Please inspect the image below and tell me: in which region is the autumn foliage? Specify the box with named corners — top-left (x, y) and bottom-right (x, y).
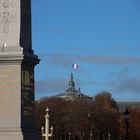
top-left (119, 108), bottom-right (140, 140)
top-left (35, 92), bottom-right (140, 140)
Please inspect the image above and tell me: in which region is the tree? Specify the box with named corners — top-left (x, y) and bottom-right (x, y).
top-left (93, 91), bottom-right (119, 140)
top-left (35, 92), bottom-right (119, 140)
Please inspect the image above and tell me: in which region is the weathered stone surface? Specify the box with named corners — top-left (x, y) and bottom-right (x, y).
top-left (0, 65), bottom-right (20, 128)
top-left (0, 0), bottom-right (32, 53)
top-left (0, 56), bottom-right (40, 140)
top-left (0, 0), bottom-right (41, 139)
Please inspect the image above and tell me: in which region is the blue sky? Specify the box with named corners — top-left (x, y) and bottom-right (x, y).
top-left (32, 0), bottom-right (140, 101)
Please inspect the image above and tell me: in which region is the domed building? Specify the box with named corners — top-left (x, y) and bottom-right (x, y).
top-left (55, 73), bottom-right (92, 100)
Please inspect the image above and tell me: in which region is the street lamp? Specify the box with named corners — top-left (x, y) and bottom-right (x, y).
top-left (124, 108), bottom-right (130, 140)
top-left (108, 131), bottom-right (111, 140)
top-left (41, 107), bottom-right (53, 140)
top-left (90, 131), bottom-right (93, 140)
top-left (88, 113), bottom-right (93, 140)
top-left (68, 132), bottom-right (71, 140)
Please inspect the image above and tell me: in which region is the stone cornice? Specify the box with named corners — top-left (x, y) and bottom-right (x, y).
top-left (0, 52), bottom-right (40, 65)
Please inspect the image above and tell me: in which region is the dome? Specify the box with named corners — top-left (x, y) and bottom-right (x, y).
top-left (67, 73), bottom-right (75, 92)
top-left (54, 73), bottom-right (92, 100)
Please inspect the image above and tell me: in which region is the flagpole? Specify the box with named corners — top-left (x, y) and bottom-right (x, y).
top-left (71, 63), bottom-right (80, 91)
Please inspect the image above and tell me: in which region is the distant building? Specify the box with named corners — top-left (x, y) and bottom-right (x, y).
top-left (117, 101), bottom-right (140, 112)
top-left (44, 73), bottom-right (140, 111)
top-left (55, 73), bottom-right (92, 100)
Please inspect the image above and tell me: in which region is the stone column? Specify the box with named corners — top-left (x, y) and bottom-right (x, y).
top-left (0, 0), bottom-right (41, 139)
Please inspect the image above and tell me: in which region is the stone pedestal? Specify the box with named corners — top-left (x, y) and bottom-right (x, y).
top-left (0, 52), bottom-right (41, 140)
top-left (0, 0), bottom-right (42, 139)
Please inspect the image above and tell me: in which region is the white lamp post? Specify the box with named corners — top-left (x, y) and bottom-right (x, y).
top-left (108, 131), bottom-right (111, 140)
top-left (41, 107), bottom-right (53, 140)
top-left (90, 131), bottom-right (93, 140)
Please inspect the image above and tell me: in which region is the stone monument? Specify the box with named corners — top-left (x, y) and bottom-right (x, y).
top-left (0, 0), bottom-right (41, 140)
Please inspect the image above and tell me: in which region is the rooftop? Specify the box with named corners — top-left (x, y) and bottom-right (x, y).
top-left (54, 73), bottom-right (92, 100)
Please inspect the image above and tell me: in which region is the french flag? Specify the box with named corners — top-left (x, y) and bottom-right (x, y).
top-left (72, 64), bottom-right (78, 69)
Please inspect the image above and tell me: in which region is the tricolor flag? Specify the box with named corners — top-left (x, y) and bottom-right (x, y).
top-left (72, 64), bottom-right (78, 70)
